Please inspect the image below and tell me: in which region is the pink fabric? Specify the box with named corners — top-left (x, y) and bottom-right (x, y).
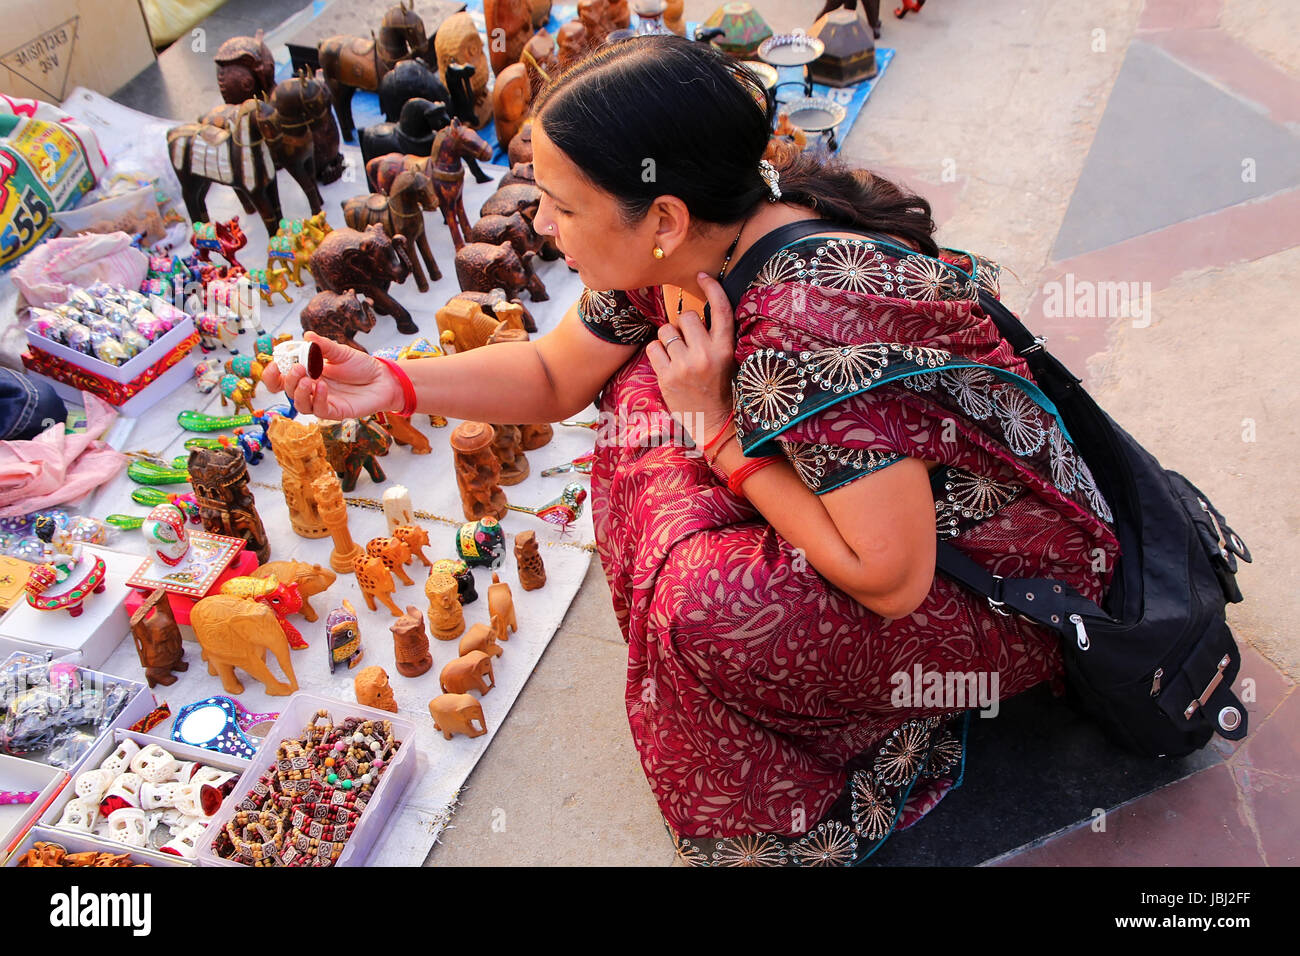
top-left (10, 232), bottom-right (148, 309)
top-left (0, 392), bottom-right (125, 516)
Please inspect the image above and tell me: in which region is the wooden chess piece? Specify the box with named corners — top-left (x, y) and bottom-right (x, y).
top-left (514, 530), bottom-right (547, 590)
top-left (488, 572), bottom-right (517, 641)
top-left (313, 471), bottom-right (363, 574)
top-left (391, 604), bottom-right (433, 677)
top-left (450, 422), bottom-right (509, 520)
top-left (187, 446), bottom-right (271, 564)
top-left (490, 423), bottom-right (530, 485)
top-left (425, 571), bottom-right (466, 640)
top-left (128, 589), bottom-right (188, 688)
top-left (355, 666), bottom-right (398, 712)
top-left (268, 417), bottom-right (333, 538)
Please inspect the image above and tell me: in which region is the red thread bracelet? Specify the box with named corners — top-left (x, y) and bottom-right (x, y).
top-left (726, 455), bottom-right (783, 497)
top-left (701, 409), bottom-right (737, 454)
top-left (375, 358), bottom-right (417, 417)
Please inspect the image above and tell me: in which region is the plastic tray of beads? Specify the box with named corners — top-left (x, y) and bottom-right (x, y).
top-left (196, 693), bottom-right (415, 868)
top-left (37, 729), bottom-right (249, 864)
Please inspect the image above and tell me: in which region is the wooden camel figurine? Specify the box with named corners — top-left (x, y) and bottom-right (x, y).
top-left (342, 169), bottom-right (441, 292)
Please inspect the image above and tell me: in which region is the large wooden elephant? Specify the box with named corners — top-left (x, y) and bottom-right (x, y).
top-left (191, 595), bottom-right (299, 696)
top-left (429, 693), bottom-right (487, 739)
top-left (310, 223), bottom-right (416, 334)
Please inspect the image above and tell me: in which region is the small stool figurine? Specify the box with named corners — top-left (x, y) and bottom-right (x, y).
top-left (425, 571), bottom-right (465, 641)
top-left (325, 599), bottom-right (364, 672)
top-left (391, 605), bottom-right (433, 677)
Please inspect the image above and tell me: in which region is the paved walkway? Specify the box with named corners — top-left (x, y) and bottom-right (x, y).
top-left (422, 0), bottom-right (1300, 865)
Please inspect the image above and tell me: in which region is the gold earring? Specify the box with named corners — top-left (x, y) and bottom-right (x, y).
top-left (652, 246), bottom-right (665, 259)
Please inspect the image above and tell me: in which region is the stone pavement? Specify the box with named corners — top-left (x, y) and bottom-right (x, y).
top-left (420, 0), bottom-right (1300, 866)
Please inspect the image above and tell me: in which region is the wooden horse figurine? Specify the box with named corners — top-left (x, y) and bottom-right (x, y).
top-left (318, 1), bottom-right (429, 142)
top-left (201, 97), bottom-right (324, 219)
top-left (169, 99), bottom-right (282, 237)
top-left (342, 169), bottom-right (441, 292)
top-left (429, 118), bottom-right (493, 251)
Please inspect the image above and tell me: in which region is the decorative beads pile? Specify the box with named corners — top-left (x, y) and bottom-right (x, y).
top-left (213, 710), bottom-right (400, 867)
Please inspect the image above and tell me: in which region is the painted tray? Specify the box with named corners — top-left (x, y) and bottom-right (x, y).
top-left (125, 531), bottom-right (245, 597)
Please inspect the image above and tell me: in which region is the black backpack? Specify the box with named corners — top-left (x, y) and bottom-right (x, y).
top-left (722, 220), bottom-right (1252, 758)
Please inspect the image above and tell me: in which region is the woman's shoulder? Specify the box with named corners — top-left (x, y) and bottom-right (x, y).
top-left (746, 229), bottom-right (1004, 301)
top-left (576, 284), bottom-right (666, 345)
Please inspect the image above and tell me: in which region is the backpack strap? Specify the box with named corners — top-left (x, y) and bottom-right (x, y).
top-left (722, 218), bottom-right (852, 310)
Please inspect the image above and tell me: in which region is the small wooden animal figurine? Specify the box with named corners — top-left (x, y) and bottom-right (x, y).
top-left (454, 241), bottom-right (548, 303)
top-left (129, 588), bottom-right (188, 688)
top-left (391, 605), bottom-right (432, 677)
top-left (325, 599), bottom-right (364, 672)
top-left (250, 561), bottom-right (336, 622)
top-left (214, 32), bottom-right (275, 104)
top-left (192, 218), bottom-right (248, 270)
top-left (458, 622), bottom-right (501, 660)
top-left (378, 58), bottom-right (450, 124)
top-left (427, 118), bottom-right (493, 250)
top-left (382, 485), bottom-right (414, 534)
top-left (353, 552), bottom-right (403, 617)
top-left (219, 374), bottom-right (257, 416)
top-left (313, 472), bottom-right (363, 574)
top-left (454, 516), bottom-right (506, 568)
top-left (450, 422), bottom-right (508, 521)
top-left (310, 223), bottom-right (416, 335)
top-left (366, 535), bottom-right (415, 587)
top-left (485, 0), bottom-right (533, 75)
top-left (429, 693), bottom-right (486, 739)
top-left (191, 594), bottom-right (299, 696)
top-left (440, 650), bottom-right (495, 696)
top-left (514, 530), bottom-right (546, 590)
top-left (196, 312), bottom-right (241, 353)
top-left (320, 416), bottom-right (392, 492)
top-left (375, 411), bottom-right (431, 454)
top-left (487, 572), bottom-right (517, 642)
top-left (358, 98), bottom-right (449, 170)
top-left (220, 576), bottom-right (308, 649)
top-left (391, 524), bottom-right (431, 567)
top-left (342, 169), bottom-right (442, 292)
top-left (519, 422), bottom-right (553, 450)
top-left (355, 665), bottom-right (397, 712)
top-left (299, 290), bottom-right (376, 351)
top-left (425, 571), bottom-right (464, 640)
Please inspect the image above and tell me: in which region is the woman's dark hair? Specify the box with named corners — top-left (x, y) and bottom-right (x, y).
top-left (531, 34), bottom-right (938, 257)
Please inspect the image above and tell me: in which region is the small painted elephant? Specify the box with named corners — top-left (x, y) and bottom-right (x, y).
top-left (250, 560), bottom-right (337, 622)
top-left (320, 416), bottom-right (392, 492)
top-left (453, 240), bottom-right (547, 303)
top-left (429, 693), bottom-right (486, 740)
top-left (299, 289), bottom-right (376, 351)
top-left (440, 649), bottom-right (495, 696)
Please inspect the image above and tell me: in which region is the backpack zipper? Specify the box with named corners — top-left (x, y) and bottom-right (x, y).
top-left (1149, 667), bottom-right (1163, 697)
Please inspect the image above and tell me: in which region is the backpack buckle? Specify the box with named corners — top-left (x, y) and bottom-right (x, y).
top-left (986, 574), bottom-right (1010, 616)
top-left (1021, 335), bottom-right (1047, 356)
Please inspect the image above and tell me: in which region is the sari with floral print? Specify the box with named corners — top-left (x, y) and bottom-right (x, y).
top-left (578, 229), bottom-right (1120, 866)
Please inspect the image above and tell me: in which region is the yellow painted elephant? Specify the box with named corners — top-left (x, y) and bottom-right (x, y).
top-left (191, 595), bottom-right (299, 696)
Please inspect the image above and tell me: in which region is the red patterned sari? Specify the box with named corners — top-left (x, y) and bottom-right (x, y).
top-left (578, 229), bottom-right (1119, 866)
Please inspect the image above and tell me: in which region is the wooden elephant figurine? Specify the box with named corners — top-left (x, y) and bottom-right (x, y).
top-left (300, 290), bottom-right (376, 351)
top-left (469, 211), bottom-right (550, 264)
top-left (366, 535), bottom-right (414, 586)
top-left (429, 693), bottom-right (486, 739)
top-left (487, 572), bottom-right (517, 642)
top-left (343, 169), bottom-right (442, 292)
top-left (454, 240), bottom-right (547, 303)
top-left (310, 223), bottom-right (416, 334)
top-left (250, 560), bottom-right (337, 622)
top-left (320, 416), bottom-right (392, 492)
top-left (378, 58), bottom-right (450, 124)
top-left (458, 622), bottom-right (501, 660)
top-left (391, 523), bottom-right (431, 566)
top-left (191, 595), bottom-right (299, 696)
top-left (354, 553), bottom-right (402, 617)
top-left (440, 649), bottom-right (495, 695)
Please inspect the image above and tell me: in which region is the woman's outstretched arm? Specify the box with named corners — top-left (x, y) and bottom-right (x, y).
top-left (260, 300), bottom-right (639, 423)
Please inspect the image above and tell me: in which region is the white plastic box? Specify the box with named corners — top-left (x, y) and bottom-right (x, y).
top-left (38, 728), bottom-right (249, 864)
top-left (198, 692), bottom-right (415, 868)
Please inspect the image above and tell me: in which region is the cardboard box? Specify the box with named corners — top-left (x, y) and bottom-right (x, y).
top-left (0, 0), bottom-right (156, 104)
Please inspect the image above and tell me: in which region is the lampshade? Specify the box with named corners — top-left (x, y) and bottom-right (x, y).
top-left (809, 7), bottom-right (878, 87)
top-left (702, 2), bottom-right (773, 58)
